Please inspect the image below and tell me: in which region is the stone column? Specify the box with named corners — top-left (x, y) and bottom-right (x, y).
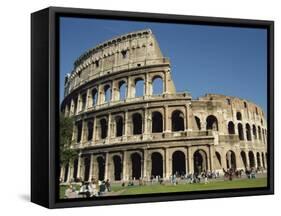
top-left (188, 147), bottom-right (193, 174)
top-left (107, 154), bottom-right (113, 181)
top-left (164, 70), bottom-right (168, 94)
top-left (81, 120), bottom-right (86, 145)
top-left (145, 73), bottom-right (150, 96)
top-left (124, 110), bottom-right (128, 137)
top-left (126, 77), bottom-right (130, 99)
top-left (92, 155), bottom-right (98, 179)
top-left (185, 147), bottom-right (189, 174)
top-left (209, 146), bottom-right (215, 171)
top-left (111, 80), bottom-right (118, 101)
top-left (60, 165), bottom-right (65, 181)
top-left (164, 106), bottom-right (169, 132)
top-left (77, 154), bottom-right (83, 180)
top-left (235, 149), bottom-right (243, 169)
top-left (107, 114), bottom-right (112, 143)
top-left (185, 105), bottom-right (189, 131)
top-left (165, 148), bottom-right (170, 179)
top-left (88, 154), bottom-right (94, 181)
top-left (104, 152), bottom-right (109, 180)
top-left (71, 123), bottom-right (76, 145)
top-left (97, 85), bottom-right (103, 105)
top-left (69, 99), bottom-right (74, 116)
top-left (67, 163), bottom-right (74, 183)
top-left (86, 88), bottom-right (91, 109)
top-left (77, 94), bottom-right (82, 114)
top-left (143, 149), bottom-right (148, 179)
top-left (144, 109), bottom-right (148, 135)
top-left (122, 151), bottom-right (128, 181)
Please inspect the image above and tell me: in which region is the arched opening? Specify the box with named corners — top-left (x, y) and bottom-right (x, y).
top-left (226, 150), bottom-right (236, 170)
top-left (152, 111), bottom-right (163, 133)
top-left (215, 151), bottom-right (222, 167)
top-left (91, 88), bottom-right (98, 106)
top-left (113, 155), bottom-right (122, 181)
top-left (76, 121), bottom-right (82, 142)
top-left (258, 126), bottom-right (261, 140)
top-left (262, 153), bottom-right (265, 168)
top-left (100, 118), bottom-right (108, 139)
top-left (252, 125), bottom-right (257, 139)
top-left (132, 113), bottom-right (142, 135)
top-left (84, 156), bottom-right (90, 181)
top-left (228, 121), bottom-right (235, 134)
top-left (248, 151), bottom-right (255, 168)
top-left (87, 121), bottom-right (94, 141)
top-left (118, 80), bottom-right (126, 101)
top-left (103, 85), bottom-right (111, 103)
top-left (236, 112), bottom-right (242, 120)
top-left (195, 116), bottom-right (201, 130)
top-left (246, 123), bottom-right (252, 141)
top-left (97, 156), bottom-right (105, 181)
top-left (172, 151), bottom-right (186, 176)
top-left (206, 115), bottom-right (218, 131)
top-left (131, 153), bottom-right (141, 180)
top-left (171, 110), bottom-right (184, 131)
top-left (135, 78), bottom-right (144, 97)
top-left (151, 152), bottom-right (163, 178)
top-left (241, 151), bottom-right (247, 169)
top-left (193, 150), bottom-right (207, 174)
top-left (64, 163), bottom-right (69, 182)
top-left (238, 123), bottom-right (244, 140)
top-left (115, 116), bottom-right (123, 137)
top-left (256, 152), bottom-right (261, 168)
top-left (73, 158), bottom-right (78, 181)
top-left (152, 76), bottom-right (163, 95)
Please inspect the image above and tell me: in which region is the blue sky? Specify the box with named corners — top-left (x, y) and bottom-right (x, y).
top-left (60, 17), bottom-right (267, 113)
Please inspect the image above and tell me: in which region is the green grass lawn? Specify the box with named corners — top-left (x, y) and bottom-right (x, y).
top-left (116, 178), bottom-right (267, 195)
top-left (60, 177), bottom-right (267, 198)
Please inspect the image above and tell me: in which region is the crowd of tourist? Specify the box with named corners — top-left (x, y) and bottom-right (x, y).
top-left (63, 167), bottom-right (264, 198)
top-left (64, 178), bottom-right (111, 199)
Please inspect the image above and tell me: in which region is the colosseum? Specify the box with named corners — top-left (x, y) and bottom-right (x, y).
top-left (60, 29), bottom-right (268, 183)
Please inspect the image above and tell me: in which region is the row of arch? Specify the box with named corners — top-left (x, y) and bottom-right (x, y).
top-left (236, 111), bottom-right (264, 126)
top-left (64, 75), bottom-right (164, 116)
top-left (75, 110), bottom-right (187, 142)
top-left (227, 121), bottom-right (267, 143)
top-left (62, 149), bottom-right (209, 182)
top-left (216, 150), bottom-right (267, 170)
top-left (194, 114), bottom-right (266, 143)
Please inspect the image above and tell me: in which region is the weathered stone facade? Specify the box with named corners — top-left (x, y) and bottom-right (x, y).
top-left (60, 29), bottom-right (267, 183)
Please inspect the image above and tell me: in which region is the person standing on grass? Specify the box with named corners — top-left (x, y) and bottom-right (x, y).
top-left (204, 171), bottom-right (209, 184)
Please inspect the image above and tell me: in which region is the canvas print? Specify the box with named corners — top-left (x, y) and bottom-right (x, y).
top-left (59, 17), bottom-right (268, 199)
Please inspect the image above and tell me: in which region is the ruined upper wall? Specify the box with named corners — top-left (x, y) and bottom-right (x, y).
top-left (64, 29), bottom-right (168, 96)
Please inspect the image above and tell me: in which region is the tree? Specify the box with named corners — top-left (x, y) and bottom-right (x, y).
top-left (60, 115), bottom-right (78, 166)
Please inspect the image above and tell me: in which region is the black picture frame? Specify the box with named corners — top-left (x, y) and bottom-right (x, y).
top-left (31, 6), bottom-right (274, 209)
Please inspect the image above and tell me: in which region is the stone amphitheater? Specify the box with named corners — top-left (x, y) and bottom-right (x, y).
top-left (60, 29), bottom-right (267, 183)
